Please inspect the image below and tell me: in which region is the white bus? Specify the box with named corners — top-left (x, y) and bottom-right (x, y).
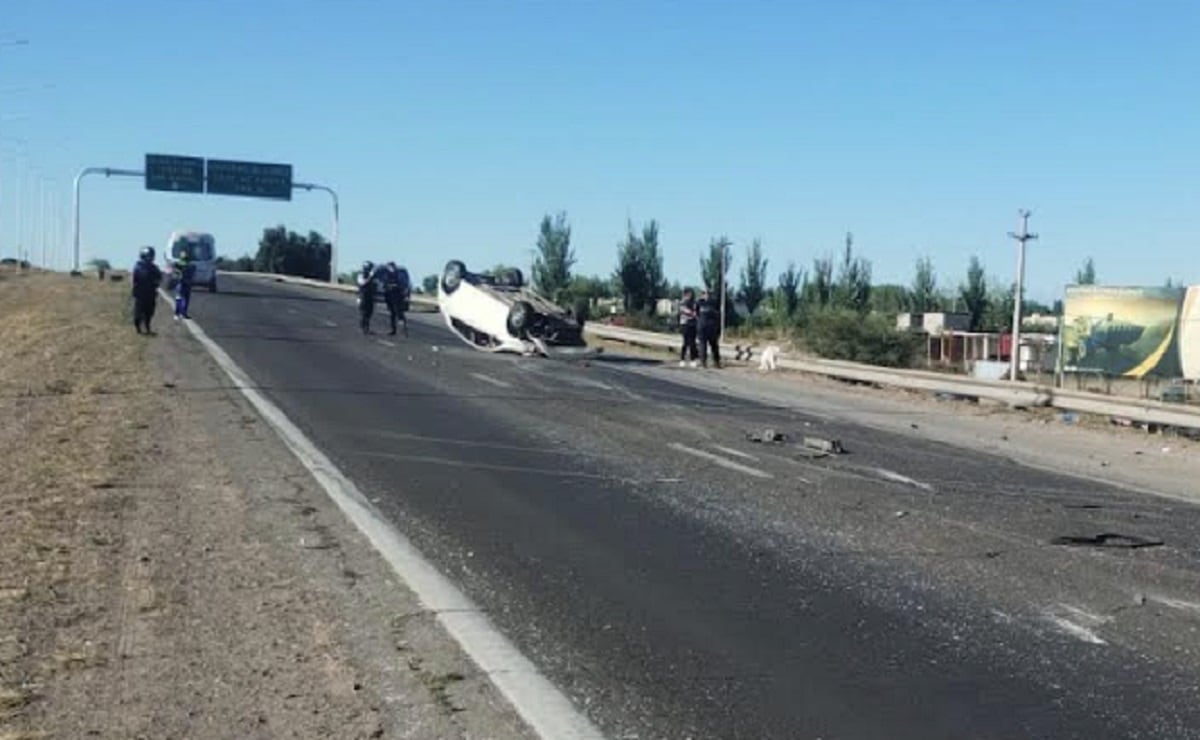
top-left (166, 231), bottom-right (218, 292)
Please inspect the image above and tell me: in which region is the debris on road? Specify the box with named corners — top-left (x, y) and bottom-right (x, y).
top-left (747, 427), bottom-right (786, 444)
top-left (802, 436), bottom-right (845, 455)
top-left (1051, 533), bottom-right (1164, 549)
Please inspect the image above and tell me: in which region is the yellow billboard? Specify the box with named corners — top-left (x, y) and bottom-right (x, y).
top-left (1061, 286), bottom-right (1184, 378)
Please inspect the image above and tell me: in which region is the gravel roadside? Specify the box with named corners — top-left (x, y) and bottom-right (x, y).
top-left (0, 273), bottom-right (533, 740)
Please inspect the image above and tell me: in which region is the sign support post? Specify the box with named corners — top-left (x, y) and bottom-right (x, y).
top-left (293, 182), bottom-right (339, 284)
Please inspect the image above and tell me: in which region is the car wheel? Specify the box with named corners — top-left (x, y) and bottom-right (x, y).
top-left (507, 300), bottom-right (534, 335)
top-left (500, 268), bottom-right (524, 288)
top-left (442, 260), bottom-right (466, 294)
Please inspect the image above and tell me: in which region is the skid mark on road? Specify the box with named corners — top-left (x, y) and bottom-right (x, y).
top-left (353, 450), bottom-right (629, 482)
top-left (871, 467), bottom-right (935, 492)
top-left (668, 443), bottom-right (772, 479)
top-left (1044, 603), bottom-right (1110, 645)
top-left (470, 372), bottom-right (513, 389)
top-left (712, 445), bottom-right (759, 462)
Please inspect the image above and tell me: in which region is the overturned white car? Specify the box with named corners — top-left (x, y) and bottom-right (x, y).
top-left (437, 260), bottom-right (591, 356)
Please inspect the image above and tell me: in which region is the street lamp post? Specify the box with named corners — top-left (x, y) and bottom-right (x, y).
top-left (1007, 209), bottom-right (1038, 382)
top-left (293, 181), bottom-right (339, 284)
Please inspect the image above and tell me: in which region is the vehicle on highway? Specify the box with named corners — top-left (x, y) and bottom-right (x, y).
top-left (165, 231), bottom-right (218, 292)
top-left (437, 259), bottom-right (590, 356)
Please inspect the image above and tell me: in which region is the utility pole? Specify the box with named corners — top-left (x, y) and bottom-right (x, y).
top-left (719, 241), bottom-right (727, 345)
top-left (1007, 209), bottom-right (1038, 382)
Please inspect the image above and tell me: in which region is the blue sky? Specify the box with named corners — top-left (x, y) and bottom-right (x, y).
top-left (1, 0), bottom-right (1196, 300)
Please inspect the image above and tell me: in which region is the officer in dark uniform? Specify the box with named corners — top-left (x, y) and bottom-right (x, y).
top-left (378, 261), bottom-right (411, 336)
top-left (356, 261), bottom-right (378, 334)
top-left (131, 247), bottom-right (163, 334)
top-left (696, 288), bottom-right (722, 369)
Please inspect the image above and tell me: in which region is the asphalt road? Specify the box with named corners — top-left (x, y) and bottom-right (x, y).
top-left (183, 275), bottom-right (1200, 740)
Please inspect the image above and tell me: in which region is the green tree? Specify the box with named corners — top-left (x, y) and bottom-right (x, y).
top-left (532, 212), bottom-right (574, 303)
top-left (984, 281), bottom-right (1016, 332)
top-left (699, 235), bottom-right (732, 298)
top-left (960, 256), bottom-right (989, 331)
top-left (911, 256), bottom-right (939, 311)
top-left (421, 274), bottom-right (439, 293)
top-left (738, 238), bottom-right (769, 316)
top-left (614, 219), bottom-right (665, 313)
top-left (833, 232), bottom-right (871, 313)
top-left (254, 225), bottom-right (331, 280)
top-left (870, 284), bottom-right (911, 314)
top-left (1075, 258), bottom-right (1096, 285)
top-left (807, 255), bottom-right (834, 308)
top-left (776, 261), bottom-right (803, 318)
top-left (88, 258), bottom-right (112, 279)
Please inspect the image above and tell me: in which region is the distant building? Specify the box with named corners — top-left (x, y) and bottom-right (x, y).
top-left (895, 312), bottom-right (972, 336)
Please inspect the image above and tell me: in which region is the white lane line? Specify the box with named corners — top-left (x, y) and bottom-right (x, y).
top-left (377, 339), bottom-right (397, 348)
top-left (170, 300), bottom-right (604, 740)
top-left (712, 445), bottom-right (759, 462)
top-left (872, 467), bottom-right (935, 492)
top-left (470, 372), bottom-right (512, 389)
top-left (322, 320), bottom-right (338, 328)
top-left (668, 442), bottom-right (772, 479)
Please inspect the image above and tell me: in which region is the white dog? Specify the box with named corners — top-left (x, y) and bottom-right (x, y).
top-left (758, 344), bottom-right (781, 372)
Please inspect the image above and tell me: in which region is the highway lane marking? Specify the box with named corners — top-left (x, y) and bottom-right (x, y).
top-left (871, 467), bottom-right (935, 492)
top-left (168, 296), bottom-right (605, 740)
top-left (377, 339), bottom-right (397, 348)
top-left (668, 442), bottom-right (772, 479)
top-left (712, 444), bottom-right (759, 462)
top-left (352, 450), bottom-right (629, 481)
top-left (322, 320), bottom-right (338, 328)
top-left (1044, 615), bottom-right (1107, 645)
top-left (470, 372), bottom-right (512, 389)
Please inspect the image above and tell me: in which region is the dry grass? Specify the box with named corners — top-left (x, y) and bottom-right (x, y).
top-left (0, 272), bottom-right (155, 736)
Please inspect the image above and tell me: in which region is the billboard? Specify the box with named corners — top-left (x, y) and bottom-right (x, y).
top-left (1061, 286), bottom-right (1185, 378)
top-left (1180, 287), bottom-right (1200, 380)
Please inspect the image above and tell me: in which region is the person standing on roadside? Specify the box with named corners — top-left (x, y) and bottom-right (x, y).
top-left (356, 261), bottom-right (378, 334)
top-left (696, 288), bottom-right (722, 369)
top-left (678, 287), bottom-right (699, 367)
top-left (173, 247), bottom-right (196, 321)
top-left (131, 246), bottom-right (163, 335)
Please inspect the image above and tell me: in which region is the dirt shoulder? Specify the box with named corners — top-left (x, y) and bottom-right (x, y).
top-left (0, 273), bottom-right (532, 739)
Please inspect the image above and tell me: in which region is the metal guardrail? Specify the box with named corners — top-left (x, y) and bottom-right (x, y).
top-left (223, 272), bottom-right (1200, 431)
top-left (584, 324), bottom-right (1200, 431)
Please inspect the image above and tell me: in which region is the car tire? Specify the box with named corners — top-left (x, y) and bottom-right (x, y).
top-left (442, 260), bottom-right (466, 294)
top-left (507, 300), bottom-right (534, 335)
top-left (501, 268), bottom-right (524, 288)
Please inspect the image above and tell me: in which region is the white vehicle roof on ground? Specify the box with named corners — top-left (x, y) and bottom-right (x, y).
top-left (437, 259), bottom-right (594, 357)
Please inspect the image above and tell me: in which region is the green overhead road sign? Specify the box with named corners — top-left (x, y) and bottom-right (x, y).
top-left (206, 158), bottom-right (293, 200)
top-left (145, 154), bottom-right (204, 193)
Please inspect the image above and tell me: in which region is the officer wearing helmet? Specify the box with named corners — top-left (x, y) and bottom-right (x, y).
top-left (377, 261), bottom-right (411, 336)
top-left (130, 246), bottom-right (163, 334)
top-left (356, 260), bottom-right (378, 334)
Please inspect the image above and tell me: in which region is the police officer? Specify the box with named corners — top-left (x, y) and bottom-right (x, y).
top-left (378, 261), bottom-right (411, 336)
top-left (356, 261), bottom-right (378, 334)
top-left (173, 248), bottom-right (196, 321)
top-left (131, 247), bottom-right (163, 334)
top-left (696, 288), bottom-right (722, 368)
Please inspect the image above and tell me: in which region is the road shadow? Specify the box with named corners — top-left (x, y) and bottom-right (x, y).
top-left (587, 353), bottom-right (663, 367)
